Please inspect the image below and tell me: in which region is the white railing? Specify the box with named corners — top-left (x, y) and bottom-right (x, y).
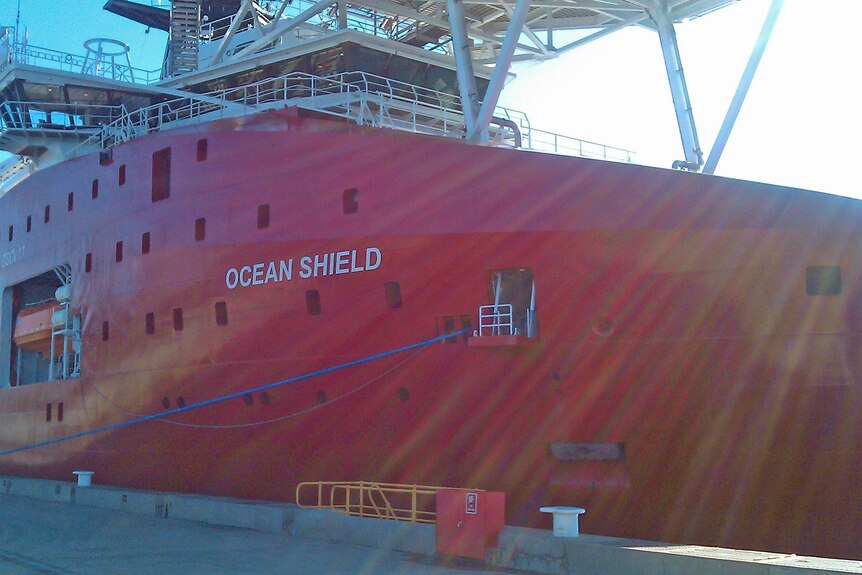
top-left (83, 70), bottom-right (524, 150)
top-left (0, 101), bottom-right (125, 132)
top-left (526, 127), bottom-right (634, 163)
top-left (478, 304), bottom-right (514, 337)
top-left (78, 69), bottom-right (633, 163)
top-left (0, 38), bottom-right (160, 84)
top-left (200, 2), bottom-right (438, 50)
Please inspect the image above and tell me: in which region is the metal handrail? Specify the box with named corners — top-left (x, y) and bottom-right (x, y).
top-left (0, 101), bottom-right (125, 132)
top-left (295, 480), bottom-right (485, 524)
top-left (478, 304), bottom-right (514, 336)
top-left (83, 70), bottom-right (523, 150)
top-left (200, 2), bottom-right (434, 48)
top-left (0, 40), bottom-right (161, 84)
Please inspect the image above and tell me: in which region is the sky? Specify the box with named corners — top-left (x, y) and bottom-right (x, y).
top-left (1, 0), bottom-right (860, 198)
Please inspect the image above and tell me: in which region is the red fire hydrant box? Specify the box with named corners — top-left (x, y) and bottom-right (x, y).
top-left (435, 490), bottom-right (505, 560)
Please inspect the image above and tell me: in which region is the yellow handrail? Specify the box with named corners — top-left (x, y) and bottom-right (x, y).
top-left (295, 480), bottom-right (485, 524)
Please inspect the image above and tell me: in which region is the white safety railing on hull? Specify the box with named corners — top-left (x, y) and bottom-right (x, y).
top-left (81, 69), bottom-right (634, 164)
top-left (84, 70), bottom-right (524, 150)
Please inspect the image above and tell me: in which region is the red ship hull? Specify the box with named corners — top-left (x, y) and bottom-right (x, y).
top-left (1, 110), bottom-right (861, 559)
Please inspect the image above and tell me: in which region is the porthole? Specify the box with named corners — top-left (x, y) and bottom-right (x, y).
top-left (172, 308), bottom-right (184, 331)
top-left (257, 204), bottom-right (270, 229)
top-left (306, 290), bottom-right (321, 316)
top-left (215, 301), bottom-right (228, 326)
top-left (591, 316), bottom-right (615, 337)
top-left (343, 188), bottom-right (359, 214)
top-left (195, 217), bottom-right (206, 241)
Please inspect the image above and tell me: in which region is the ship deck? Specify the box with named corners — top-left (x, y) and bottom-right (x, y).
top-left (1, 475), bottom-right (860, 575)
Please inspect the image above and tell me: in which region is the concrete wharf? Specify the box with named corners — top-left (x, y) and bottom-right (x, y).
top-left (1, 475), bottom-right (860, 575)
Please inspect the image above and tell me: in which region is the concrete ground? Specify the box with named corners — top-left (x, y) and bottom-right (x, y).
top-left (0, 494), bottom-right (510, 575)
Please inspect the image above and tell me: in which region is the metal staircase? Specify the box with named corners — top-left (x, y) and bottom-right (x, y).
top-left (167, 0), bottom-right (201, 77)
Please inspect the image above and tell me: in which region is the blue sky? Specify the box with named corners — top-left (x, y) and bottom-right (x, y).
top-left (2, 0), bottom-right (860, 198)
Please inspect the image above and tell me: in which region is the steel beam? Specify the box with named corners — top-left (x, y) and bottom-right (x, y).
top-left (470, 0), bottom-right (531, 142)
top-left (703, 0), bottom-right (783, 174)
top-left (446, 0), bottom-right (481, 135)
top-left (646, 2), bottom-right (703, 170)
top-left (210, 0), bottom-right (254, 65)
top-left (231, 0), bottom-right (334, 60)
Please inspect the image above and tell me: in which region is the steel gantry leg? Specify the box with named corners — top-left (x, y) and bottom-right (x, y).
top-left (703, 0), bottom-right (784, 175)
top-left (644, 1), bottom-right (703, 170)
top-left (446, 0), bottom-right (482, 138)
top-left (470, 0), bottom-right (531, 142)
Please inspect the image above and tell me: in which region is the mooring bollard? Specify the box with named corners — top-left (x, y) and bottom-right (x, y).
top-left (540, 506), bottom-right (586, 537)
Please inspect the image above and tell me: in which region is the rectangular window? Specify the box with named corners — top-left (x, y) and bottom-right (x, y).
top-left (195, 218), bottom-right (206, 241)
top-left (152, 147), bottom-right (171, 202)
top-left (115, 241), bottom-right (124, 262)
top-left (57, 402), bottom-right (64, 422)
top-left (460, 314), bottom-right (473, 342)
top-left (7, 226), bottom-right (11, 242)
top-left (806, 265), bottom-right (841, 296)
top-left (145, 312), bottom-right (155, 335)
top-left (196, 138), bottom-right (208, 162)
top-left (118, 164), bottom-right (126, 186)
top-left (343, 188), bottom-right (359, 214)
top-left (92, 179), bottom-right (99, 199)
top-left (44, 205), bottom-right (50, 223)
top-left (443, 315), bottom-right (457, 343)
top-left (102, 321), bottom-right (110, 341)
top-left (26, 216), bottom-right (31, 232)
top-left (257, 204), bottom-right (270, 229)
top-left (306, 290), bottom-right (321, 316)
top-left (141, 232), bottom-right (151, 254)
top-left (46, 403), bottom-right (52, 422)
top-left (384, 281), bottom-right (402, 308)
top-left (172, 308), bottom-right (184, 331)
top-left (215, 301), bottom-right (228, 326)
top-left (85, 253), bottom-right (92, 273)
top-left (67, 192), bottom-right (74, 211)
top-left (99, 150), bottom-right (112, 166)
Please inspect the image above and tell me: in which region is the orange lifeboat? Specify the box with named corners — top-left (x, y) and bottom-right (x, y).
top-left (13, 302), bottom-right (56, 354)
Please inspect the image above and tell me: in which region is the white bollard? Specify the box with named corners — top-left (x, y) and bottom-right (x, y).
top-left (540, 506), bottom-right (586, 537)
top-left (72, 471), bottom-right (94, 487)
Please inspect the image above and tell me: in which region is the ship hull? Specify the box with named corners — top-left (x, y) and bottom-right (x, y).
top-left (1, 110), bottom-right (861, 559)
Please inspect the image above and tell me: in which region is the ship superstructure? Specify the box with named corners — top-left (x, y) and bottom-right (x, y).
top-left (3, 0), bottom-right (862, 562)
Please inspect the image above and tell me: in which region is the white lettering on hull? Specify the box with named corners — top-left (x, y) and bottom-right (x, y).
top-left (225, 247), bottom-right (381, 289)
top-left (0, 245), bottom-right (25, 269)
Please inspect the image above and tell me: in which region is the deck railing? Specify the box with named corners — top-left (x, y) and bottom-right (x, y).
top-left (296, 481), bottom-right (484, 524)
top-left (0, 37), bottom-right (160, 84)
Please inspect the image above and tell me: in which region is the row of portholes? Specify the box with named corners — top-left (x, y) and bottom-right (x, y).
top-left (157, 385), bottom-right (411, 415)
top-left (5, 166), bottom-right (124, 243)
top-left (5, 141), bottom-right (356, 245)
top-left (103, 280), bottom-right (400, 343)
top-left (314, 387), bottom-right (410, 404)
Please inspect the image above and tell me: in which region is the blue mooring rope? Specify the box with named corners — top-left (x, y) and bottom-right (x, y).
top-left (0, 328), bottom-right (469, 456)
